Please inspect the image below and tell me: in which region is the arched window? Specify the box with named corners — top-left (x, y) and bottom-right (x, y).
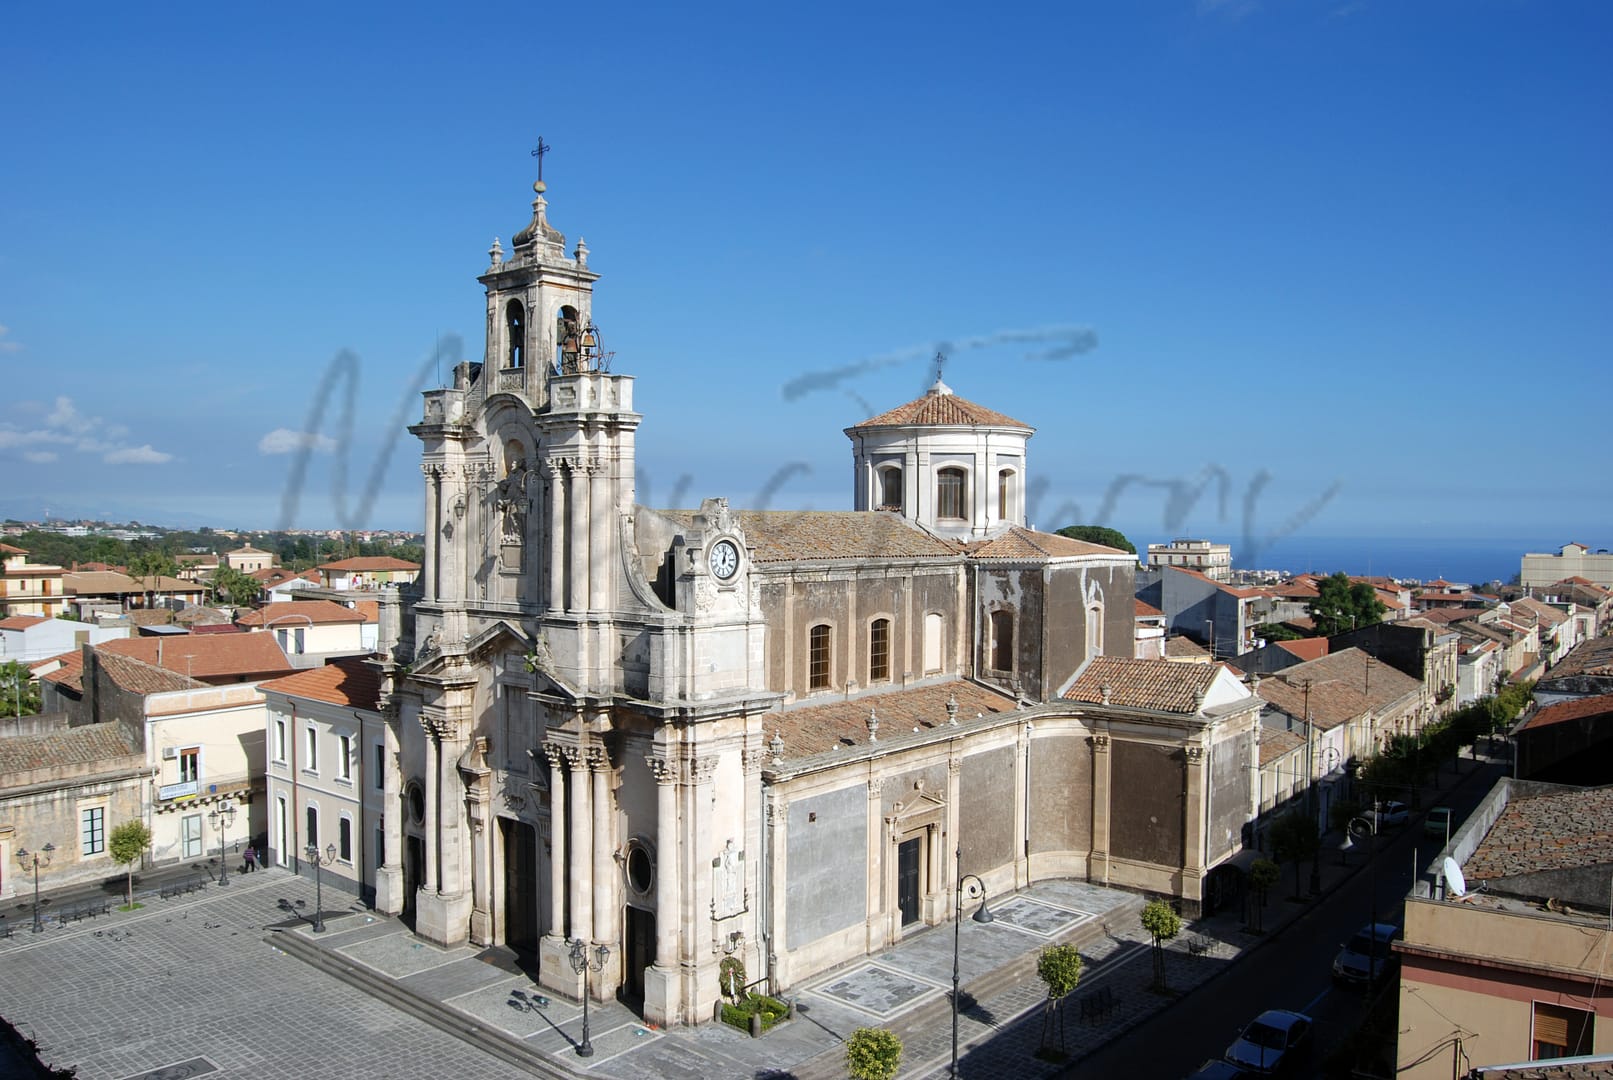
top-left (998, 469), bottom-right (1014, 521)
top-left (869, 618), bottom-right (891, 682)
top-left (557, 305), bottom-right (580, 372)
top-left (937, 467), bottom-right (966, 520)
top-left (878, 467), bottom-right (903, 512)
top-left (923, 612), bottom-right (944, 674)
top-left (505, 300), bottom-right (525, 369)
top-left (991, 610), bottom-right (1014, 671)
top-left (1086, 603), bottom-right (1104, 659)
top-left (808, 624), bottom-right (832, 690)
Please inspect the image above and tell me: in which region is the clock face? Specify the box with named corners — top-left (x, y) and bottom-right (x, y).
top-left (709, 539), bottom-right (740, 581)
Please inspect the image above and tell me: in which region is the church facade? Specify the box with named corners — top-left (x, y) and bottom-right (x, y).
top-left (367, 177), bottom-right (1262, 1027)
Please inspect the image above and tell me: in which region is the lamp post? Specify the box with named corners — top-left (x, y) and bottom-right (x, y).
top-left (951, 845), bottom-right (994, 1079)
top-left (208, 800), bottom-right (236, 886)
top-left (567, 937), bottom-right (610, 1057)
top-left (304, 842), bottom-right (336, 932)
top-left (15, 843), bottom-right (54, 933)
top-left (1340, 815), bottom-right (1380, 984)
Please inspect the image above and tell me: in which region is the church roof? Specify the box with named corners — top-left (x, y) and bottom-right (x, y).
top-left (848, 380), bottom-right (1032, 431)
top-left (660, 510), bottom-right (961, 564)
top-left (772, 680), bottom-right (1018, 757)
top-left (1062, 656), bottom-right (1228, 713)
top-left (965, 526), bottom-right (1128, 559)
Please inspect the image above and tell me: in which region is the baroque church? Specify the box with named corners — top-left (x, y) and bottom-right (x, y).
top-left (369, 175), bottom-right (1262, 1027)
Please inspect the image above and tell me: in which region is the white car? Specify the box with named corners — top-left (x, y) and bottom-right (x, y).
top-left (1371, 801), bottom-right (1409, 828)
top-left (1225, 1009), bottom-right (1312, 1075)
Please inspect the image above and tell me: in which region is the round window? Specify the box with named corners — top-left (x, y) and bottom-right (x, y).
top-left (406, 781), bottom-right (426, 825)
top-left (626, 843), bottom-right (653, 894)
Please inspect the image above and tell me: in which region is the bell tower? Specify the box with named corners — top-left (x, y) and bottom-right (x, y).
top-left (479, 172), bottom-right (599, 411)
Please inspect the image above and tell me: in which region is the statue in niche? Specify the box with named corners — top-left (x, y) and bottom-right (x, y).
top-left (495, 458), bottom-right (532, 551)
top-left (712, 839), bottom-right (745, 918)
top-left (558, 313), bottom-right (582, 373)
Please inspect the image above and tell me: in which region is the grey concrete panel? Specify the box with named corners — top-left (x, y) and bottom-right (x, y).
top-left (785, 784), bottom-right (868, 949)
top-left (959, 745), bottom-right (1015, 872)
top-left (1029, 734), bottom-right (1092, 854)
top-left (1109, 739), bottom-right (1185, 866)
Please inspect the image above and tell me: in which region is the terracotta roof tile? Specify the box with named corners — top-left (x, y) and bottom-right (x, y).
top-left (0, 722), bottom-right (141, 775)
top-left (0, 542), bottom-right (27, 555)
top-left (0, 615), bottom-right (50, 630)
top-left (1134, 599), bottom-right (1164, 618)
top-left (94, 650), bottom-right (206, 694)
top-left (1507, 597), bottom-right (1569, 627)
top-left (773, 680), bottom-right (1016, 757)
top-left (98, 634), bottom-right (294, 682)
top-left (237, 599), bottom-right (372, 626)
top-left (659, 510), bottom-right (961, 564)
top-left (847, 383), bottom-right (1032, 431)
top-left (965, 527), bottom-right (1127, 560)
top-left (1275, 638), bottom-right (1328, 662)
top-left (1063, 656), bottom-right (1226, 713)
top-left (1258, 726), bottom-right (1305, 766)
top-left (1464, 785), bottom-right (1613, 883)
top-left (36, 649), bottom-right (84, 692)
top-left (1519, 692), bottom-right (1613, 732)
top-left (260, 655), bottom-right (382, 710)
top-left (1164, 636), bottom-right (1209, 659)
top-left (1254, 647), bottom-right (1422, 730)
top-left (318, 556), bottom-right (420, 572)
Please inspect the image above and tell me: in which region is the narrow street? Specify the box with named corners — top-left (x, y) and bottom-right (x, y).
top-left (1062, 757), bottom-right (1504, 1079)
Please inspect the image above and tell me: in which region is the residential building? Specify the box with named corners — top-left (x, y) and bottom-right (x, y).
top-left (1134, 599), bottom-right (1166, 659)
top-left (1333, 618), bottom-right (1462, 718)
top-left (1520, 542), bottom-right (1613, 590)
top-left (0, 544), bottom-right (68, 619)
top-left (1512, 693), bottom-right (1613, 786)
top-left (1145, 538), bottom-right (1233, 581)
top-left (0, 615), bottom-right (130, 664)
top-left (254, 566), bottom-right (321, 602)
top-left (1396, 780), bottom-right (1613, 1077)
top-left (65, 570), bottom-right (207, 616)
top-left (1136, 565), bottom-right (1265, 660)
top-left (316, 557), bottom-right (420, 592)
top-left (235, 599), bottom-right (377, 666)
top-left (174, 553), bottom-right (220, 582)
top-left (89, 632), bottom-right (295, 687)
top-left (224, 546), bottom-right (275, 574)
top-left (1505, 597), bottom-right (1583, 670)
top-left (1534, 637), bottom-right (1613, 706)
top-left (262, 656), bottom-right (385, 903)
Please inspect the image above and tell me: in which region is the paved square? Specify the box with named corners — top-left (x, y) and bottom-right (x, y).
top-left (989, 895), bottom-right (1094, 938)
top-left (808, 960), bottom-right (945, 1019)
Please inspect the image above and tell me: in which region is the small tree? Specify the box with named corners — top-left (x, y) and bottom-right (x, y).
top-left (1036, 943), bottom-right (1083, 1057)
top-left (1054, 525), bottom-right (1136, 555)
top-left (845, 1027), bottom-right (902, 1080)
top-left (1140, 899), bottom-right (1182, 991)
top-left (1247, 858), bottom-right (1280, 933)
top-left (1270, 810), bottom-right (1320, 900)
top-left (108, 820), bottom-right (152, 909)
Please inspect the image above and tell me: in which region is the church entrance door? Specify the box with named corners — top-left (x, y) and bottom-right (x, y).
top-left (622, 906), bottom-right (654, 1011)
top-left (897, 838), bottom-right (921, 926)
top-left (404, 835), bottom-right (425, 928)
top-left (501, 819), bottom-right (538, 957)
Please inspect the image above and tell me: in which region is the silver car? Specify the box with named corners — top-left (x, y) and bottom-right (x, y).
top-left (1225, 1009), bottom-right (1312, 1075)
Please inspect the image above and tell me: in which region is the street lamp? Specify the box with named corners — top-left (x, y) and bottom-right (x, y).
top-left (304, 842), bottom-right (336, 932)
top-left (951, 845), bottom-right (994, 1079)
top-left (1340, 815), bottom-right (1380, 984)
top-left (15, 843), bottom-right (55, 933)
top-left (567, 937), bottom-right (610, 1057)
top-left (208, 800), bottom-right (236, 886)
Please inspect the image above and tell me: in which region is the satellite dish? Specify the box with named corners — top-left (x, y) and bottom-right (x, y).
top-left (1443, 856), bottom-right (1467, 898)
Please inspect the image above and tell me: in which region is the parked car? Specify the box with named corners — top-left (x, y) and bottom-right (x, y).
top-left (1187, 1061), bottom-right (1251, 1079)
top-left (1333, 922), bottom-right (1400, 986)
top-left (1371, 801), bottom-right (1409, 828)
top-left (1225, 1009), bottom-right (1312, 1075)
top-left (1424, 806), bottom-right (1454, 842)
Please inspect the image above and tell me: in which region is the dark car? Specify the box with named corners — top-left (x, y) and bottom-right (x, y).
top-left (1224, 1009), bottom-right (1312, 1075)
top-left (1333, 922), bottom-right (1399, 986)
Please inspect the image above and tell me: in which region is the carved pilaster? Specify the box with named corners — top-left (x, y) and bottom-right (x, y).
top-left (690, 756), bottom-right (719, 786)
top-left (1184, 745), bottom-right (1205, 765)
top-left (646, 756), bottom-right (679, 785)
top-left (1090, 734), bottom-right (1111, 753)
top-left (586, 745), bottom-right (611, 772)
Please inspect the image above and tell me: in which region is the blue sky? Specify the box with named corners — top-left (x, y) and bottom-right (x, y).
top-left (2, 2), bottom-right (1609, 571)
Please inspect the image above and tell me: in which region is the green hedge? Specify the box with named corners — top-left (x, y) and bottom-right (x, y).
top-left (720, 992), bottom-right (789, 1033)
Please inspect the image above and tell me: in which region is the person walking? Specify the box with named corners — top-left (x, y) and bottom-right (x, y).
top-left (243, 845), bottom-right (257, 873)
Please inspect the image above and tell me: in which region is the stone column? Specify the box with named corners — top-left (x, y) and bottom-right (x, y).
top-left (1182, 744), bottom-right (1207, 912)
top-left (649, 756), bottom-right (679, 968)
top-left (589, 745), bottom-right (613, 950)
top-left (422, 465), bottom-right (440, 601)
top-left (1089, 733), bottom-right (1111, 885)
top-left (588, 462), bottom-right (610, 611)
top-left (545, 462), bottom-right (565, 612)
top-left (374, 714), bottom-right (406, 915)
top-left (567, 745), bottom-right (593, 943)
top-left (545, 745), bottom-right (568, 938)
top-left (422, 719), bottom-right (440, 892)
top-left (568, 462), bottom-right (589, 614)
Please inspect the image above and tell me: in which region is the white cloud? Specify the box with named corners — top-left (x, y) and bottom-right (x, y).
top-left (0, 324), bottom-right (21, 354)
top-left (104, 444), bottom-right (174, 465)
top-left (0, 395), bottom-right (173, 465)
top-left (258, 428), bottom-right (337, 455)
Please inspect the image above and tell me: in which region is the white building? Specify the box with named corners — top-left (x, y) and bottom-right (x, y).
top-left (1146, 538), bottom-right (1233, 582)
top-left (1521, 542), bottom-right (1613, 590)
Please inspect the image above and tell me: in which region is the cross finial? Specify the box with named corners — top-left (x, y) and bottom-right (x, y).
top-left (933, 351), bottom-right (946, 382)
top-left (530, 136), bottom-right (553, 184)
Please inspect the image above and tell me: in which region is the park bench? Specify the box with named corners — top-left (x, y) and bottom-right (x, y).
top-left (1187, 933), bottom-right (1213, 957)
top-left (1078, 985), bottom-right (1116, 1023)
